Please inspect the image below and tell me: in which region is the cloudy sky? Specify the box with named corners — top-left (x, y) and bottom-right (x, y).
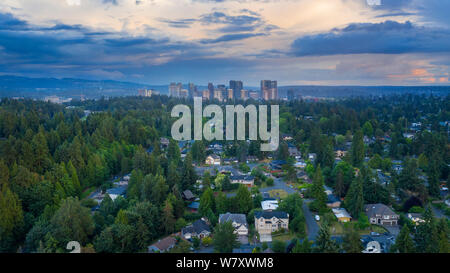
top-left (0, 0), bottom-right (449, 86)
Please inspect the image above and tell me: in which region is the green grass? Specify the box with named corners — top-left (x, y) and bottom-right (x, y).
top-left (81, 186), bottom-right (97, 200)
top-left (271, 232), bottom-right (296, 242)
top-left (268, 189), bottom-right (288, 199)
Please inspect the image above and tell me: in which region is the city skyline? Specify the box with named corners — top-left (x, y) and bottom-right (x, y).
top-left (0, 0), bottom-right (449, 86)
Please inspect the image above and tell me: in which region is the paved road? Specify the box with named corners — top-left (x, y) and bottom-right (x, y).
top-left (302, 200), bottom-right (320, 241)
top-left (432, 206), bottom-right (450, 220)
top-left (259, 177), bottom-right (296, 195)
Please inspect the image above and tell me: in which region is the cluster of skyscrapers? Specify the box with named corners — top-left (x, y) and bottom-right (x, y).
top-left (169, 80), bottom-right (278, 101)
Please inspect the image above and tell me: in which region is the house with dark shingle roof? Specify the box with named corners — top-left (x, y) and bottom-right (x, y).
top-left (254, 211), bottom-right (289, 237)
top-left (364, 203), bottom-right (399, 226)
top-left (181, 219), bottom-right (211, 240)
top-left (219, 213), bottom-right (248, 236)
top-left (182, 190), bottom-right (195, 201)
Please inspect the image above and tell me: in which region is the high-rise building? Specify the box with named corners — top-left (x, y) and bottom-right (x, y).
top-left (188, 83), bottom-right (196, 98)
top-left (260, 80), bottom-right (278, 100)
top-left (229, 80), bottom-right (243, 100)
top-left (208, 83), bottom-right (214, 100)
top-left (240, 89), bottom-right (249, 100)
top-left (202, 90), bottom-right (210, 100)
top-left (169, 82), bottom-right (182, 97)
top-left (214, 89), bottom-right (223, 101)
top-left (227, 89), bottom-right (233, 100)
top-left (138, 89), bottom-right (153, 97)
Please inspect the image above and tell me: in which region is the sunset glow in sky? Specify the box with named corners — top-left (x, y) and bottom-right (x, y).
top-left (0, 0), bottom-right (449, 85)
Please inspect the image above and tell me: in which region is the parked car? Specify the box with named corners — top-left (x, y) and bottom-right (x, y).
top-left (315, 215), bottom-right (320, 221)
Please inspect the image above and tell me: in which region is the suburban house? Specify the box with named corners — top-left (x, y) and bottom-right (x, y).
top-left (148, 236), bottom-right (177, 253)
top-left (246, 156), bottom-right (258, 163)
top-left (230, 175), bottom-right (254, 187)
top-left (407, 213), bottom-right (425, 225)
top-left (332, 208), bottom-right (352, 223)
top-left (219, 213), bottom-right (248, 237)
top-left (182, 190), bottom-right (196, 201)
top-left (187, 202), bottom-right (200, 212)
top-left (181, 218), bottom-right (211, 240)
top-left (223, 157), bottom-right (238, 165)
top-left (254, 211), bottom-right (289, 241)
top-left (106, 186), bottom-right (126, 201)
top-left (160, 137), bottom-right (170, 149)
top-left (364, 203), bottom-right (399, 226)
top-left (288, 145), bottom-right (301, 159)
top-left (205, 154), bottom-right (221, 165)
top-left (327, 194), bottom-right (342, 208)
top-left (270, 160), bottom-right (286, 170)
top-left (261, 199), bottom-right (279, 211)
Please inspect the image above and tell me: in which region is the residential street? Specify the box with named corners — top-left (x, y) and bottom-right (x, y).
top-left (302, 200), bottom-right (320, 241)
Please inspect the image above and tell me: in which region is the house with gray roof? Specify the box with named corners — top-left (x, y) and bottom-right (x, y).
top-left (219, 213), bottom-right (248, 237)
top-left (364, 203), bottom-right (399, 226)
top-left (181, 218), bottom-right (211, 240)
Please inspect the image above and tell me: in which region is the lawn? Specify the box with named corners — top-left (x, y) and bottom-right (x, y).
top-left (268, 189), bottom-right (288, 199)
top-left (81, 186), bottom-right (97, 200)
top-left (271, 232), bottom-right (296, 242)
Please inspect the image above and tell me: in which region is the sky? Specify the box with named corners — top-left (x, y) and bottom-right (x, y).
top-left (0, 0), bottom-right (449, 86)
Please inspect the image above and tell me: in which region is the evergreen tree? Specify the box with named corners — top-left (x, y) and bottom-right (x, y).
top-left (392, 225), bottom-right (415, 253)
top-left (342, 225), bottom-right (363, 253)
top-left (213, 221), bottom-right (239, 253)
top-left (314, 222), bottom-right (339, 253)
top-left (345, 175), bottom-right (364, 218)
top-left (199, 188), bottom-right (215, 216)
top-left (310, 165), bottom-right (327, 213)
top-left (235, 184), bottom-right (253, 214)
top-left (351, 130), bottom-right (364, 167)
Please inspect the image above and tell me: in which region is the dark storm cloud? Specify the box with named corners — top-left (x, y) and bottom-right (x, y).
top-left (291, 21), bottom-right (450, 56)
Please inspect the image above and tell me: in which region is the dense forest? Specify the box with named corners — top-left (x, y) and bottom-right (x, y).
top-left (0, 94), bottom-right (449, 253)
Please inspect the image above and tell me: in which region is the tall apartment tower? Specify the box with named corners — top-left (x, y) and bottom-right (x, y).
top-left (188, 83), bottom-right (197, 98)
top-left (169, 82), bottom-right (182, 97)
top-left (229, 80), bottom-right (243, 100)
top-left (208, 82), bottom-right (214, 100)
top-left (260, 80), bottom-right (277, 100)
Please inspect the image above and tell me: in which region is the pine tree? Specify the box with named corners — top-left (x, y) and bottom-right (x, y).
top-left (351, 129), bottom-right (364, 167)
top-left (345, 175), bottom-right (364, 218)
top-left (414, 205), bottom-right (439, 253)
top-left (212, 221), bottom-right (239, 253)
top-left (162, 199), bottom-right (175, 234)
top-left (310, 165), bottom-right (327, 213)
top-left (342, 225), bottom-right (363, 253)
top-left (314, 222), bottom-right (339, 253)
top-left (235, 184), bottom-right (253, 214)
top-left (199, 188), bottom-right (215, 216)
top-left (392, 225), bottom-right (415, 253)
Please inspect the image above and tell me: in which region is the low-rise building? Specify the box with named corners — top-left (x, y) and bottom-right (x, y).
top-left (230, 175), bottom-right (254, 187)
top-left (254, 211), bottom-right (289, 236)
top-left (148, 236), bottom-right (177, 253)
top-left (261, 199), bottom-right (279, 211)
top-left (332, 208), bottom-right (352, 223)
top-left (364, 203), bottom-right (399, 226)
top-left (219, 213), bottom-right (248, 237)
top-left (407, 213), bottom-right (425, 225)
top-left (205, 154), bottom-right (221, 165)
top-left (181, 219), bottom-right (211, 240)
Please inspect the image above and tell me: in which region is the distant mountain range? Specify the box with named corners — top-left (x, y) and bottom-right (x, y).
top-left (0, 75), bottom-right (165, 99)
top-left (0, 75), bottom-right (448, 99)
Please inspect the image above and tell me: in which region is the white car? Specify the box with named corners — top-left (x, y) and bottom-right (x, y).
top-left (315, 215), bottom-right (320, 221)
